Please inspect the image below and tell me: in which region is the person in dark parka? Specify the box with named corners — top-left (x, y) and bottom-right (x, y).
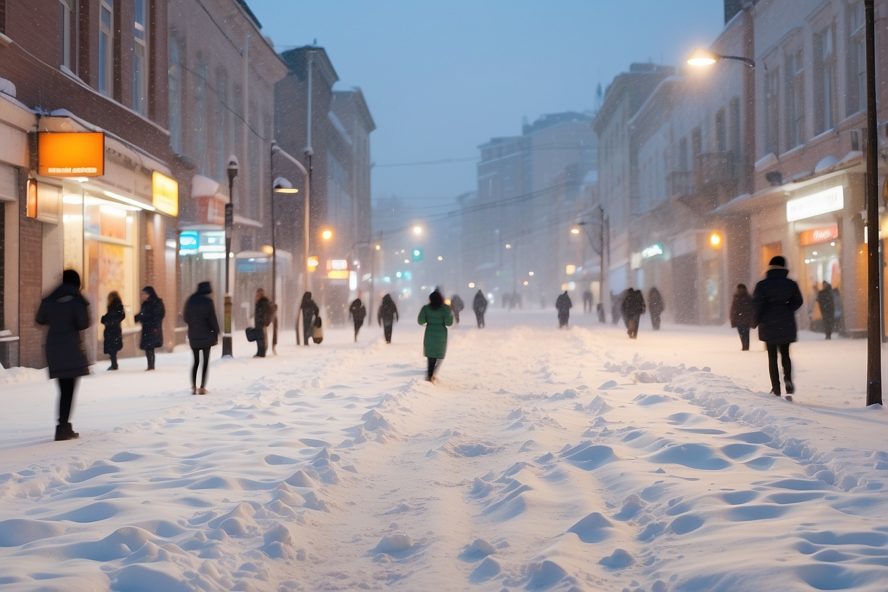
top-left (36, 269), bottom-right (91, 441)
top-left (753, 256), bottom-right (804, 397)
top-left (816, 281), bottom-right (836, 340)
top-left (101, 291), bottom-right (125, 370)
top-left (254, 288), bottom-right (272, 357)
top-left (450, 294), bottom-right (465, 325)
top-left (648, 287), bottom-right (664, 330)
top-left (556, 291), bottom-right (572, 328)
top-left (135, 286), bottom-right (164, 370)
top-left (621, 288), bottom-right (646, 339)
top-left (183, 281), bottom-right (220, 394)
top-left (473, 289), bottom-right (488, 328)
top-left (378, 293), bottom-right (399, 343)
top-left (730, 283), bottom-right (756, 351)
top-left (349, 297), bottom-right (367, 342)
top-left (418, 290), bottom-right (453, 382)
top-left (299, 292), bottom-right (320, 346)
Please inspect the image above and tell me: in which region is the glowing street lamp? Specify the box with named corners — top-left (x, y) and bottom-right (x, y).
top-left (412, 224), bottom-right (424, 237)
top-left (687, 48), bottom-right (755, 69)
top-left (321, 228), bottom-right (334, 241)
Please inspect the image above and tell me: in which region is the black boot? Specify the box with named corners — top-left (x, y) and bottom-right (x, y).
top-left (55, 423), bottom-right (79, 441)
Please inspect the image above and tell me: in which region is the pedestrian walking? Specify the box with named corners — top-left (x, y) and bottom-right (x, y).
top-left (473, 289), bottom-right (488, 328)
top-left (378, 293), bottom-right (399, 343)
top-left (583, 289), bottom-right (593, 314)
top-left (556, 290), bottom-right (572, 328)
top-left (36, 269), bottom-right (90, 441)
top-left (299, 292), bottom-right (319, 346)
top-left (135, 286), bottom-right (164, 370)
top-left (729, 283), bottom-right (756, 351)
top-left (648, 287), bottom-right (664, 330)
top-left (621, 288), bottom-right (646, 339)
top-left (349, 296), bottom-right (367, 342)
top-left (417, 289), bottom-right (453, 382)
top-left (100, 291), bottom-right (125, 370)
top-left (816, 281), bottom-right (836, 340)
top-left (253, 288), bottom-right (272, 356)
top-left (753, 256), bottom-right (803, 398)
top-left (611, 290), bottom-right (625, 326)
top-left (450, 294), bottom-right (464, 325)
top-left (183, 281), bottom-right (219, 395)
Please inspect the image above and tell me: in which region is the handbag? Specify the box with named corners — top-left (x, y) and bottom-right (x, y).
top-left (245, 327), bottom-right (258, 342)
top-left (311, 316), bottom-right (324, 344)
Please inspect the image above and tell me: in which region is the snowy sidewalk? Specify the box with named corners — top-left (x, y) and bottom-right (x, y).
top-left (1, 312), bottom-right (887, 591)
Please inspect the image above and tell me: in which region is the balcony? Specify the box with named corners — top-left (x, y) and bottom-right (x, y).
top-left (695, 151), bottom-right (735, 188)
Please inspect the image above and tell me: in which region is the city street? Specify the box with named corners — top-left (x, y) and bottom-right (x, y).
top-left (2, 311), bottom-right (887, 591)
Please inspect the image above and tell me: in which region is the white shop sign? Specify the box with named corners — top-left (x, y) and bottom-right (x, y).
top-left (786, 186), bottom-right (843, 222)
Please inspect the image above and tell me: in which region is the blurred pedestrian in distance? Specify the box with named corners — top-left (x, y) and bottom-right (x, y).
top-left (349, 296), bottom-right (367, 342)
top-left (378, 293), bottom-right (399, 343)
top-left (299, 292), bottom-right (319, 346)
top-left (556, 290), bottom-right (572, 328)
top-left (36, 269), bottom-right (90, 441)
top-left (583, 289), bottom-right (593, 314)
top-left (135, 286), bottom-right (165, 370)
top-left (611, 290), bottom-right (625, 326)
top-left (648, 287), bottom-right (664, 330)
top-left (101, 291), bottom-right (125, 370)
top-left (730, 283), bottom-right (756, 351)
top-left (183, 281), bottom-right (219, 395)
top-left (450, 294), bottom-right (464, 325)
top-left (597, 302), bottom-right (606, 323)
top-left (254, 288), bottom-right (272, 356)
top-left (753, 256), bottom-right (803, 398)
top-left (621, 288), bottom-right (646, 339)
top-left (473, 289), bottom-right (488, 328)
top-left (418, 289), bottom-right (453, 382)
top-left (816, 281), bottom-right (836, 340)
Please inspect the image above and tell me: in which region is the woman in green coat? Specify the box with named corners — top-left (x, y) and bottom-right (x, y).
top-left (417, 290), bottom-right (453, 381)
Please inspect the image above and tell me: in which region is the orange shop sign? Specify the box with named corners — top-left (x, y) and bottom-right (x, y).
top-left (799, 224), bottom-right (839, 246)
top-left (37, 132), bottom-right (105, 177)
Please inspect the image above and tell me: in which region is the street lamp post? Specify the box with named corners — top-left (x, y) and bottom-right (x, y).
top-left (222, 157), bottom-right (239, 357)
top-left (270, 175), bottom-right (298, 353)
top-left (575, 205), bottom-right (609, 319)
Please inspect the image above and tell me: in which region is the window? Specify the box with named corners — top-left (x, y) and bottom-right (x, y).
top-left (715, 108), bottom-right (727, 152)
top-left (215, 67), bottom-right (228, 179)
top-left (729, 97), bottom-right (741, 156)
top-left (194, 59), bottom-right (208, 173)
top-left (691, 127), bottom-right (702, 170)
top-left (58, 0), bottom-right (73, 69)
top-left (168, 37), bottom-right (183, 153)
top-left (814, 24), bottom-right (836, 134)
top-left (132, 0), bottom-right (148, 115)
top-left (765, 67), bottom-right (780, 154)
top-left (678, 137), bottom-right (688, 171)
top-left (98, 0), bottom-right (113, 95)
top-left (846, 2), bottom-right (865, 116)
top-left (785, 49), bottom-right (804, 150)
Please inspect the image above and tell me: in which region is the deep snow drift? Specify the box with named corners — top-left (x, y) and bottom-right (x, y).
top-left (2, 310), bottom-right (887, 591)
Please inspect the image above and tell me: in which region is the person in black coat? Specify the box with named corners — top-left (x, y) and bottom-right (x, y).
top-left (450, 294), bottom-right (465, 325)
top-left (299, 292), bottom-right (320, 346)
top-left (648, 287), bottom-right (664, 330)
top-left (730, 283), bottom-right (756, 351)
top-left (378, 293), bottom-right (399, 343)
top-left (254, 288), bottom-right (272, 357)
top-left (556, 291), bottom-right (572, 328)
top-left (621, 288), bottom-right (646, 339)
top-left (135, 286), bottom-right (164, 370)
top-left (101, 291), bottom-right (125, 370)
top-left (36, 269), bottom-right (91, 441)
top-left (753, 256), bottom-right (804, 397)
top-left (349, 297), bottom-right (367, 342)
top-left (816, 281), bottom-right (836, 340)
top-left (184, 281), bottom-right (220, 394)
top-left (473, 289), bottom-right (488, 328)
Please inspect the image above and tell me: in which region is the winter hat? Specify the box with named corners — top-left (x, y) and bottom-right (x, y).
top-left (197, 281), bottom-right (212, 295)
top-left (62, 269), bottom-right (81, 288)
top-left (768, 256), bottom-right (786, 268)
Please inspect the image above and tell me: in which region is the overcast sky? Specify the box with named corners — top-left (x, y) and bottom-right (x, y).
top-left (248, 0), bottom-right (725, 208)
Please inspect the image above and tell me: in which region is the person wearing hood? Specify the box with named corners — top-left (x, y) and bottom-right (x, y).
top-left (135, 285), bottom-right (165, 370)
top-left (183, 281), bottom-right (220, 394)
top-left (349, 296), bottom-right (367, 342)
top-left (378, 293), bottom-right (399, 343)
top-left (418, 290), bottom-right (453, 382)
top-left (730, 283), bottom-right (756, 351)
top-left (473, 289), bottom-right (488, 328)
top-left (450, 294), bottom-right (465, 325)
top-left (816, 281), bottom-right (836, 340)
top-left (621, 288), bottom-right (646, 339)
top-left (555, 291), bottom-right (572, 328)
top-left (648, 287), bottom-right (664, 330)
top-left (101, 291), bottom-right (125, 370)
top-left (299, 292), bottom-right (320, 346)
top-left (254, 288), bottom-right (272, 356)
top-left (36, 269), bottom-right (91, 441)
top-left (753, 256), bottom-right (803, 398)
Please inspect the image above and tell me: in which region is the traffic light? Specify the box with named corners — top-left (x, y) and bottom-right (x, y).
top-left (412, 248), bottom-right (423, 262)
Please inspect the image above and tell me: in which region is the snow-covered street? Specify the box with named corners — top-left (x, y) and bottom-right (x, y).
top-left (2, 311), bottom-right (888, 591)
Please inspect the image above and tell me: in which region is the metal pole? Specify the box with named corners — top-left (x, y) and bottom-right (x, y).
top-left (865, 0), bottom-right (882, 406)
top-left (270, 145), bottom-right (278, 354)
top-left (223, 178), bottom-right (234, 357)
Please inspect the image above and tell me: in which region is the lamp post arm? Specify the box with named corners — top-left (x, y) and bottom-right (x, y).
top-left (719, 54), bottom-right (756, 69)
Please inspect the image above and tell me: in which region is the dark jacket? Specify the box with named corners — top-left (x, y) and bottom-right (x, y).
top-left (816, 283), bottom-right (835, 320)
top-left (300, 293), bottom-right (319, 319)
top-left (556, 292), bottom-right (572, 314)
top-left (349, 298), bottom-right (367, 326)
top-left (450, 295), bottom-right (464, 313)
top-left (648, 288), bottom-right (664, 315)
top-left (730, 289), bottom-right (756, 328)
top-left (473, 290), bottom-right (488, 314)
top-left (418, 303), bottom-right (454, 359)
top-left (135, 290), bottom-right (165, 350)
top-left (101, 298), bottom-right (125, 354)
top-left (255, 296), bottom-right (273, 328)
top-left (621, 289), bottom-right (646, 319)
top-left (184, 291), bottom-right (220, 349)
top-left (378, 295), bottom-right (399, 326)
top-left (753, 268), bottom-right (803, 343)
top-left (36, 283), bottom-right (91, 379)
